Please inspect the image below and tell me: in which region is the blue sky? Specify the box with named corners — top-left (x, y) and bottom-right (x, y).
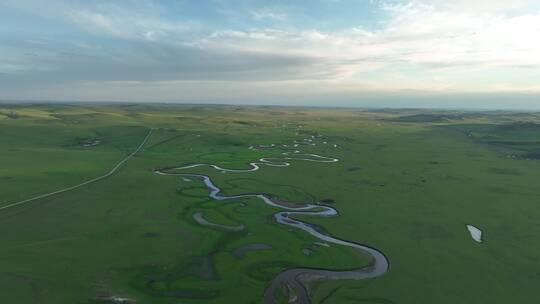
top-left (1, 0), bottom-right (540, 108)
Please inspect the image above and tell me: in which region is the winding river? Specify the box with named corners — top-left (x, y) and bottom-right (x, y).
top-left (154, 146), bottom-right (389, 303)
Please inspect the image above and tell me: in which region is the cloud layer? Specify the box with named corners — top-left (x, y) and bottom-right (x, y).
top-left (0, 0), bottom-right (539, 107)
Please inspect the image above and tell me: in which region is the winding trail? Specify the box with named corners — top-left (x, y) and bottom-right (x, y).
top-left (154, 146), bottom-right (389, 304)
top-left (0, 128), bottom-right (154, 211)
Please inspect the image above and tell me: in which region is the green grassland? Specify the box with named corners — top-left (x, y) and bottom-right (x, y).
top-left (1, 104), bottom-right (539, 303)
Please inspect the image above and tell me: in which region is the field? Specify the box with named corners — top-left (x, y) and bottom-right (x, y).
top-left (1, 104), bottom-right (539, 303)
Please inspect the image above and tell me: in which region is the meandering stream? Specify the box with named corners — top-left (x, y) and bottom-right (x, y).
top-left (154, 147), bottom-right (389, 303)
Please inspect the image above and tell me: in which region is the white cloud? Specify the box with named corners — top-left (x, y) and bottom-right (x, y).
top-left (0, 0), bottom-right (189, 41)
top-left (250, 10), bottom-right (287, 21)
top-left (428, 0), bottom-right (540, 13)
top-left (190, 0), bottom-right (540, 91)
top-left (2, 0), bottom-right (540, 102)
top-left (68, 8), bottom-right (189, 41)
top-left (381, 2), bottom-right (540, 66)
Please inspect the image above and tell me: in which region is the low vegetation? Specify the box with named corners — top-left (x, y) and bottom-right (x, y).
top-left (1, 104), bottom-right (539, 303)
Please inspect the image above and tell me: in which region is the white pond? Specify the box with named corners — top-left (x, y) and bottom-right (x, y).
top-left (466, 225), bottom-right (483, 243)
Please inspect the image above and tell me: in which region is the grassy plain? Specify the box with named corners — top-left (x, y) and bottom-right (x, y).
top-left (0, 104), bottom-right (539, 303)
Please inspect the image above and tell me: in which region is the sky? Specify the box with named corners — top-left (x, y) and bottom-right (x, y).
top-left (1, 0), bottom-right (540, 109)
